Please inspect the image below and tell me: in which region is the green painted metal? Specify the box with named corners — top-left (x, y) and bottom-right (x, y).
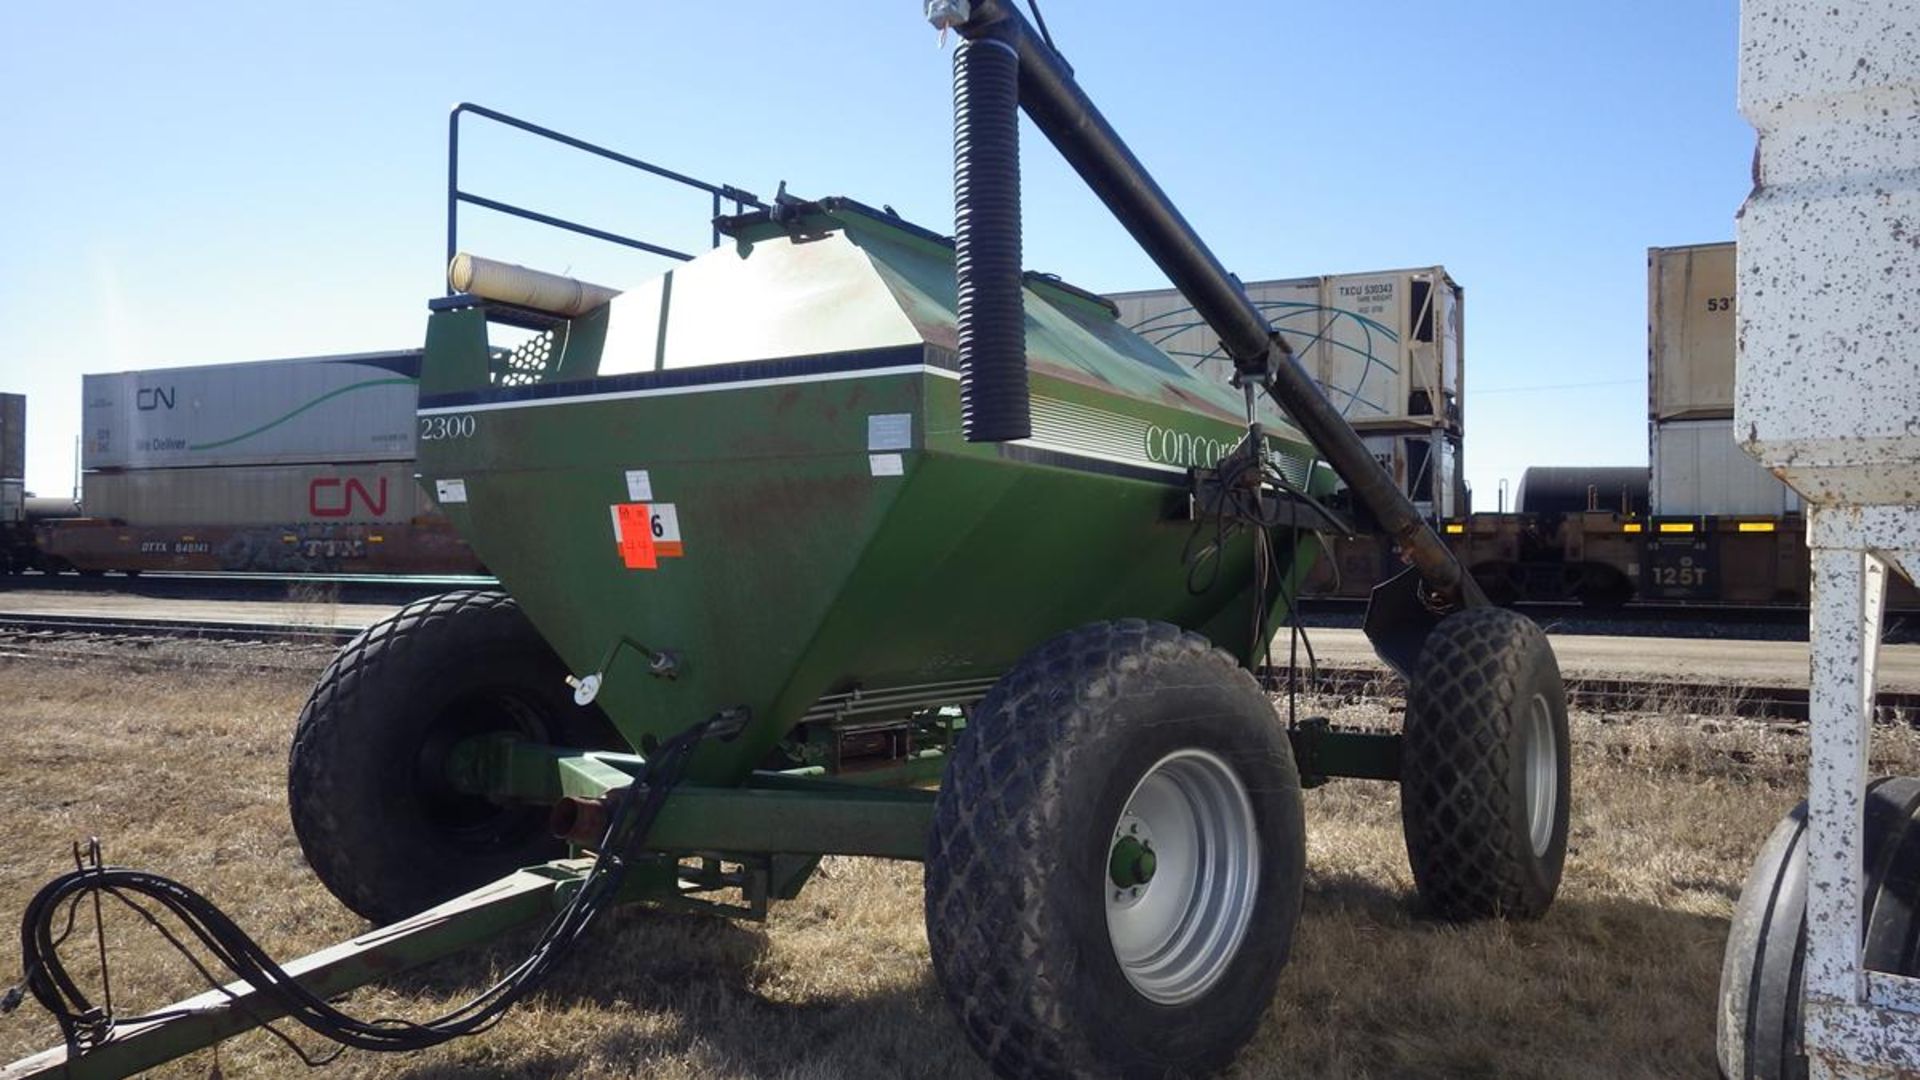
top-left (1288, 726), bottom-right (1402, 786)
top-left (773, 749), bottom-right (949, 789)
top-left (454, 738), bottom-right (936, 860)
top-left (645, 784), bottom-right (934, 859)
top-left (417, 200), bottom-right (1335, 793)
top-left (447, 735), bottom-right (643, 801)
top-left (1109, 835), bottom-right (1157, 888)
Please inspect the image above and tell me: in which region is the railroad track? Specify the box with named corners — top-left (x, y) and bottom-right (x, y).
top-left (0, 613), bottom-right (353, 671)
top-left (1295, 595), bottom-right (1920, 645)
top-left (1261, 664), bottom-right (1920, 726)
top-left (14, 573), bottom-right (1914, 641)
top-left (3, 612), bottom-right (1915, 725)
top-left (1, 571), bottom-right (485, 606)
top-left (0, 612), bottom-right (355, 645)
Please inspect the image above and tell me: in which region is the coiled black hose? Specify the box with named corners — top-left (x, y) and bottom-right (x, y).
top-left (6, 716), bottom-right (725, 1059)
top-left (953, 34), bottom-right (1030, 443)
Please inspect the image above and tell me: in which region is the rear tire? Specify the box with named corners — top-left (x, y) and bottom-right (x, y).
top-left (925, 620), bottom-right (1304, 1079)
top-left (1717, 777), bottom-right (1920, 1079)
top-left (288, 590), bottom-right (618, 924)
top-left (1400, 605), bottom-right (1571, 920)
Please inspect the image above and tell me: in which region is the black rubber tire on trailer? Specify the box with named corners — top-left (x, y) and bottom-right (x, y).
top-left (1717, 777), bottom-right (1920, 1080)
top-left (925, 619), bottom-right (1305, 1080)
top-left (288, 590), bottom-right (619, 924)
top-left (1400, 605), bottom-right (1571, 920)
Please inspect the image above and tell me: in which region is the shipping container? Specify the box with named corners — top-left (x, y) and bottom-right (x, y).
top-left (1648, 242), bottom-right (1736, 421)
top-left (1108, 267), bottom-right (1464, 432)
top-left (82, 351), bottom-right (421, 470)
top-left (1362, 430), bottom-right (1463, 518)
top-left (1650, 417), bottom-right (1802, 516)
top-left (1, 392), bottom-right (23, 481)
top-left (82, 461), bottom-right (437, 527)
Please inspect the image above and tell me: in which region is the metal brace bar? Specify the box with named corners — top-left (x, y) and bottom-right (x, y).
top-left (1801, 505), bottom-right (1920, 1076)
top-left (450, 738), bottom-right (936, 860)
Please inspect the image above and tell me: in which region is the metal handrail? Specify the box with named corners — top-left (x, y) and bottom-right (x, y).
top-left (444, 102), bottom-right (767, 292)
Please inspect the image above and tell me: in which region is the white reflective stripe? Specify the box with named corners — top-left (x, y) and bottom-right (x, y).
top-left (417, 363), bottom-right (958, 416)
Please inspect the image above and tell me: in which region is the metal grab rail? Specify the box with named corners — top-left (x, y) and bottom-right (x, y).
top-left (444, 102), bottom-right (767, 291)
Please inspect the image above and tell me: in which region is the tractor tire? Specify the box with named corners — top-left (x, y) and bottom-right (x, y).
top-left (1718, 777), bottom-right (1920, 1080)
top-left (288, 590), bottom-right (618, 924)
top-left (1400, 605), bottom-right (1570, 920)
top-left (925, 619), bottom-right (1304, 1080)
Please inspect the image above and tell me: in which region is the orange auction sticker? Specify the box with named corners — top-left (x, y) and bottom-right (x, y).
top-left (615, 502), bottom-right (657, 569)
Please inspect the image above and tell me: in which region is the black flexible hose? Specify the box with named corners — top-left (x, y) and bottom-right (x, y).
top-left (8, 718), bottom-right (720, 1058)
top-left (953, 33), bottom-right (1030, 443)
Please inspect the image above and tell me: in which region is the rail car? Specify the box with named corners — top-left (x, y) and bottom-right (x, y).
top-left (1, 360), bottom-right (489, 579)
top-left (28, 514), bottom-right (484, 577)
top-left (1305, 510), bottom-right (1920, 611)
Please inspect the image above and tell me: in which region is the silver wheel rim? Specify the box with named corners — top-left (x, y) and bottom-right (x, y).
top-left (1103, 748), bottom-right (1260, 1005)
top-left (1524, 693), bottom-right (1558, 858)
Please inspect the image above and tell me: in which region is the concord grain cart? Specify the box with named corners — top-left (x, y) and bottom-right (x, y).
top-left (2, 8), bottom-right (1568, 1079)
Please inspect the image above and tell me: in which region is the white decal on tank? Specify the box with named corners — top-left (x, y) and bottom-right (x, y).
top-left (625, 469), bottom-right (653, 502)
top-left (868, 413), bottom-right (913, 451)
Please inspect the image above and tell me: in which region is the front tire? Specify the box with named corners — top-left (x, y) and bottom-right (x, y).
top-left (925, 620), bottom-right (1304, 1079)
top-left (1400, 605), bottom-right (1571, 920)
top-left (288, 590), bottom-right (618, 924)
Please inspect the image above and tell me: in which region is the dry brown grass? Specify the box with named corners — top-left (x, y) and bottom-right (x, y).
top-left (3, 647), bottom-right (1916, 1079)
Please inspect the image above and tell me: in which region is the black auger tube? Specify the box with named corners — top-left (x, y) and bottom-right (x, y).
top-left (953, 33), bottom-right (1031, 443)
top-left (952, 0), bottom-right (1480, 607)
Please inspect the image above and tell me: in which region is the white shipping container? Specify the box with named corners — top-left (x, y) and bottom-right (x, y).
top-left (1362, 431), bottom-right (1463, 518)
top-left (82, 351), bottom-right (421, 470)
top-left (82, 462), bottom-right (436, 527)
top-left (1109, 268), bottom-right (1463, 431)
top-left (1648, 242), bottom-right (1736, 421)
top-left (1651, 417), bottom-right (1801, 517)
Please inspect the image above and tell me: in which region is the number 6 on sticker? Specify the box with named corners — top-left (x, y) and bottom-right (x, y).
top-left (652, 504), bottom-right (683, 558)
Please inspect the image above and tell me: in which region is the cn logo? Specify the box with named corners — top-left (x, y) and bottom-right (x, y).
top-left (309, 477), bottom-right (389, 518)
top-left (136, 387), bottom-right (176, 411)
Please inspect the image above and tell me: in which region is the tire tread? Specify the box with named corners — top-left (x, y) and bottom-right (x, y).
top-left (926, 619), bottom-right (1292, 1079)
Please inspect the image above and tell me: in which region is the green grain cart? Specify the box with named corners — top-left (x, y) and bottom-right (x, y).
top-left (3, 6), bottom-right (1568, 1079)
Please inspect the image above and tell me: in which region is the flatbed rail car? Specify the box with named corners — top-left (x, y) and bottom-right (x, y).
top-left (32, 505), bottom-right (485, 576)
top-left (1306, 511), bottom-right (1920, 610)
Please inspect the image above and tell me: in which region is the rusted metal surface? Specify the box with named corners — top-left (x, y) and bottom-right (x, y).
top-left (550, 795), bottom-right (612, 848)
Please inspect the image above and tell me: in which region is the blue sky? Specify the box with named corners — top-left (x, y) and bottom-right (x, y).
top-left (0, 2), bottom-right (1748, 503)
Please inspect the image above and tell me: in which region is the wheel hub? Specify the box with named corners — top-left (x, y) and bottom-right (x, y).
top-left (1102, 749), bottom-right (1260, 1005)
top-left (1108, 815), bottom-right (1158, 903)
top-left (1108, 836), bottom-right (1158, 888)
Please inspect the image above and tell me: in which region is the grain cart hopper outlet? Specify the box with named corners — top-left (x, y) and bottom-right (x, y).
top-left (1, 6), bottom-right (1570, 1078)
